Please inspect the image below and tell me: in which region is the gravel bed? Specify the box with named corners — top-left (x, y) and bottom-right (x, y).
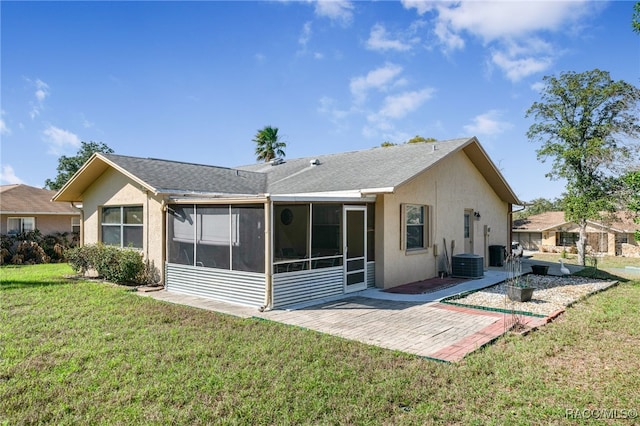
top-left (448, 275), bottom-right (617, 317)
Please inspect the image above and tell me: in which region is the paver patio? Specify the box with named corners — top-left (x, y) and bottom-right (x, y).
top-left (141, 269), bottom-right (551, 362)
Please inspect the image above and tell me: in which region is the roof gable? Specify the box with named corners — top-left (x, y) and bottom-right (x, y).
top-left (54, 154), bottom-right (267, 202)
top-left (0, 184), bottom-right (79, 214)
top-left (513, 211), bottom-right (639, 233)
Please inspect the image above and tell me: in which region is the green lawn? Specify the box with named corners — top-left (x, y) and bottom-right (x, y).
top-left (2, 264), bottom-right (639, 424)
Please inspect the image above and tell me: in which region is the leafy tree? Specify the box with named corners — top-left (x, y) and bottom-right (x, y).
top-left (623, 3), bottom-right (640, 240)
top-left (253, 125), bottom-right (286, 162)
top-left (406, 135), bottom-right (437, 144)
top-left (526, 69), bottom-right (640, 265)
top-left (380, 136), bottom-right (437, 147)
top-left (622, 171), bottom-right (640, 241)
top-left (515, 197), bottom-right (563, 220)
top-left (45, 141), bottom-right (114, 190)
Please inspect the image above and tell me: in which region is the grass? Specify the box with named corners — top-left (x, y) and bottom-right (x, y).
top-left (2, 264), bottom-right (640, 424)
top-left (529, 252), bottom-right (640, 281)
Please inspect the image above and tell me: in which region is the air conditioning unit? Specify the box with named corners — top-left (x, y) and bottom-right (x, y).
top-left (451, 254), bottom-right (484, 279)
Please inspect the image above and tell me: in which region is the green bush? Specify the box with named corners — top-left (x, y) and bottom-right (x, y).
top-left (66, 243), bottom-right (146, 285)
top-left (0, 230), bottom-right (76, 265)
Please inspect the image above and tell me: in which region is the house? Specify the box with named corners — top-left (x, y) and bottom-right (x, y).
top-left (0, 184), bottom-right (80, 236)
top-left (53, 137), bottom-right (521, 309)
top-left (512, 211), bottom-right (640, 256)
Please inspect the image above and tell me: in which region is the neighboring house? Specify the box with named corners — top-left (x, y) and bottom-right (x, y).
top-left (0, 184), bottom-right (80, 236)
top-left (512, 211), bottom-right (640, 256)
top-left (53, 137), bottom-right (521, 309)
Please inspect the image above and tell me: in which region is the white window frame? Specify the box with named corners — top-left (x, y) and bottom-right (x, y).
top-left (101, 205), bottom-right (143, 249)
top-left (400, 204), bottom-right (430, 251)
top-left (7, 217), bottom-right (35, 235)
top-left (71, 216), bottom-right (81, 234)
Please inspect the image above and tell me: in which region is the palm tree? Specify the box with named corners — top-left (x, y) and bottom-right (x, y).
top-left (253, 125), bottom-right (287, 162)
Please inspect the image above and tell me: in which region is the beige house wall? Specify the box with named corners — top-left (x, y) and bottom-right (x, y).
top-left (0, 213), bottom-right (79, 235)
top-left (376, 150), bottom-right (509, 289)
top-left (82, 168), bottom-right (165, 282)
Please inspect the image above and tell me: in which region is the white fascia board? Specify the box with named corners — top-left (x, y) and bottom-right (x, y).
top-left (360, 187), bottom-right (395, 194)
top-left (0, 211), bottom-right (81, 215)
top-left (270, 190), bottom-right (376, 203)
top-left (167, 194), bottom-right (269, 204)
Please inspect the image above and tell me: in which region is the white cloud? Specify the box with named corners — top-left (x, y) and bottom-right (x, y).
top-left (492, 51), bottom-right (552, 82)
top-left (318, 96), bottom-right (353, 129)
top-left (403, 0), bottom-right (599, 81)
top-left (433, 20), bottom-right (464, 53)
top-left (401, 0), bottom-right (436, 16)
top-left (530, 81), bottom-right (546, 93)
top-left (365, 87), bottom-right (434, 137)
top-left (350, 63), bottom-right (403, 103)
top-left (299, 21), bottom-right (312, 48)
top-left (297, 21), bottom-right (324, 59)
top-left (0, 118), bottom-right (9, 136)
top-left (43, 125), bottom-right (81, 154)
top-left (314, 0), bottom-right (354, 26)
top-left (35, 79), bottom-right (49, 102)
top-left (463, 110), bottom-right (512, 136)
top-left (366, 23), bottom-right (412, 52)
top-left (434, 1), bottom-right (592, 43)
top-left (0, 111), bottom-right (10, 136)
top-left (375, 88), bottom-right (435, 120)
top-left (82, 117), bottom-right (94, 129)
top-left (28, 78), bottom-right (50, 119)
top-left (0, 165), bottom-right (24, 185)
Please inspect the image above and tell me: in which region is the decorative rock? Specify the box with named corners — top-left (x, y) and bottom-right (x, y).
top-left (450, 275), bottom-right (617, 317)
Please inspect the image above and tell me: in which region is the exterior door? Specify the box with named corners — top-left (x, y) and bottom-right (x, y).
top-left (344, 206), bottom-right (367, 293)
top-left (464, 209), bottom-right (474, 254)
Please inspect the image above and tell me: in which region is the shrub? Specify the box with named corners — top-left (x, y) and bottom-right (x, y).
top-left (0, 230), bottom-right (77, 265)
top-left (66, 243), bottom-right (146, 285)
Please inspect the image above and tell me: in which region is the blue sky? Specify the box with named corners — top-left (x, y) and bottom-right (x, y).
top-left (1, 1), bottom-right (638, 202)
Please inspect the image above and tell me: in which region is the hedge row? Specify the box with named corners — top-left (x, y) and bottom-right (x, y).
top-left (66, 243), bottom-right (156, 285)
top-left (0, 230), bottom-right (77, 265)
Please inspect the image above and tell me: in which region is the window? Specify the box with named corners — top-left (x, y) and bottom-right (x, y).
top-left (101, 206), bottom-right (143, 248)
top-left (557, 232), bottom-right (578, 247)
top-left (7, 217), bottom-right (35, 235)
top-left (402, 204), bottom-right (429, 251)
top-left (71, 217), bottom-right (81, 234)
top-left (464, 213), bottom-right (470, 238)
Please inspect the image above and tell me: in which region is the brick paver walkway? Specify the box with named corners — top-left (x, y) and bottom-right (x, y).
top-left (142, 290), bottom-right (550, 362)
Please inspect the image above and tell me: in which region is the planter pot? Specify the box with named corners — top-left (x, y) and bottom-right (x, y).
top-left (506, 285), bottom-right (534, 302)
top-left (531, 265), bottom-right (549, 275)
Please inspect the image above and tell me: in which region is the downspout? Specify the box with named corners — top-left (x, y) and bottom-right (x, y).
top-left (70, 202), bottom-right (84, 247)
top-left (259, 196), bottom-right (273, 312)
top-left (509, 203), bottom-right (527, 244)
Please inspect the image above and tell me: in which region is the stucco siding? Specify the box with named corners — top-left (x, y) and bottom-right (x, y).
top-left (1, 213), bottom-right (78, 235)
top-left (378, 150), bottom-right (509, 289)
top-left (82, 168), bottom-right (165, 281)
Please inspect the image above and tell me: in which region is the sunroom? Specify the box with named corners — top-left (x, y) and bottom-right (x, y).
top-left (164, 199), bottom-right (376, 309)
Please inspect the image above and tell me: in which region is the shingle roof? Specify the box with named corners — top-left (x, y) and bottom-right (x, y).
top-left (101, 154), bottom-right (267, 195)
top-left (513, 211), bottom-right (639, 233)
top-left (237, 137), bottom-right (471, 194)
top-left (0, 184), bottom-right (80, 214)
top-left (513, 211), bottom-right (566, 231)
top-left (54, 137), bottom-right (521, 204)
